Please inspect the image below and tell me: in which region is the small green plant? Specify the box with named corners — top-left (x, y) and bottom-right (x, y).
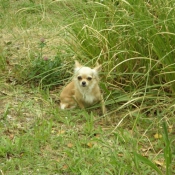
top-left (28, 55), bottom-right (62, 87)
top-left (23, 38), bottom-right (68, 89)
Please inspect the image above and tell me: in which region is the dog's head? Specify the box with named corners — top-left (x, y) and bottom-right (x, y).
top-left (74, 60), bottom-right (101, 88)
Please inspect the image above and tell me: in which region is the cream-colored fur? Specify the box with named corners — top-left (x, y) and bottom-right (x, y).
top-left (60, 60), bottom-right (106, 114)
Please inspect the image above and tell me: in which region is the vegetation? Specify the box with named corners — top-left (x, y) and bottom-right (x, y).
top-left (0, 0), bottom-right (174, 174)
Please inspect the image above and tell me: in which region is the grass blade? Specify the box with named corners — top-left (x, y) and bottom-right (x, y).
top-left (134, 152), bottom-right (163, 175)
top-left (163, 122), bottom-right (172, 175)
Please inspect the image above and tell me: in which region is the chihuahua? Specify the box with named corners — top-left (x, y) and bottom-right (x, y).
top-left (60, 60), bottom-right (106, 114)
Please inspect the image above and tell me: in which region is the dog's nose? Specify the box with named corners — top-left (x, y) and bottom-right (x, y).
top-left (82, 81), bottom-right (86, 86)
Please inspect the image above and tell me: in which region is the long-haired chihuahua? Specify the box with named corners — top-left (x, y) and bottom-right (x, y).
top-left (60, 60), bottom-right (106, 114)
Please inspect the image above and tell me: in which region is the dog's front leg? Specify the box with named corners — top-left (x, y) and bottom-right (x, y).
top-left (77, 100), bottom-right (85, 109)
top-left (73, 96), bottom-right (85, 109)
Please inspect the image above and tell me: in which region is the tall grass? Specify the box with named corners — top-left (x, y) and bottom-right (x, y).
top-left (58, 0), bottom-right (175, 93)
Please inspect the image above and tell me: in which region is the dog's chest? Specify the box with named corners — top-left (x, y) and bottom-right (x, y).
top-left (79, 88), bottom-right (96, 104)
top-left (83, 93), bottom-right (95, 104)
top-left (77, 85), bottom-right (99, 105)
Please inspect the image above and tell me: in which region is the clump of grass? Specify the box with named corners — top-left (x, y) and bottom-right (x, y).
top-left (13, 38), bottom-right (70, 89)
top-left (0, 0), bottom-right (10, 10)
top-left (25, 54), bottom-right (63, 88)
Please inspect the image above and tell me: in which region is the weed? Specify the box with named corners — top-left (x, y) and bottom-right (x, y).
top-left (15, 38), bottom-right (69, 89)
top-left (25, 54), bottom-right (63, 88)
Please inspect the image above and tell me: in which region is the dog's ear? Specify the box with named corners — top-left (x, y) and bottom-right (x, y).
top-left (74, 60), bottom-right (82, 73)
top-left (75, 60), bottom-right (82, 68)
top-left (93, 63), bottom-right (102, 72)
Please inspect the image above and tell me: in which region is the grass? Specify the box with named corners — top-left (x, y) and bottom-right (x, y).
top-left (0, 0), bottom-right (175, 174)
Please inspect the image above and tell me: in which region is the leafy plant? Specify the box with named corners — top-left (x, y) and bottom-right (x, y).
top-left (21, 39), bottom-right (69, 89)
top-left (27, 55), bottom-right (63, 88)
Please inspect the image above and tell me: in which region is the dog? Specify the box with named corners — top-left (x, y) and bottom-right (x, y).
top-left (60, 60), bottom-right (106, 114)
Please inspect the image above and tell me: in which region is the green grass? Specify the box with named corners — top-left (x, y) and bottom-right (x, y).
top-left (0, 0), bottom-right (175, 174)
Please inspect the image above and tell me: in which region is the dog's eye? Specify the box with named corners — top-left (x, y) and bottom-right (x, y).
top-left (77, 76), bottom-right (82, 80)
top-left (87, 77), bottom-right (92, 81)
